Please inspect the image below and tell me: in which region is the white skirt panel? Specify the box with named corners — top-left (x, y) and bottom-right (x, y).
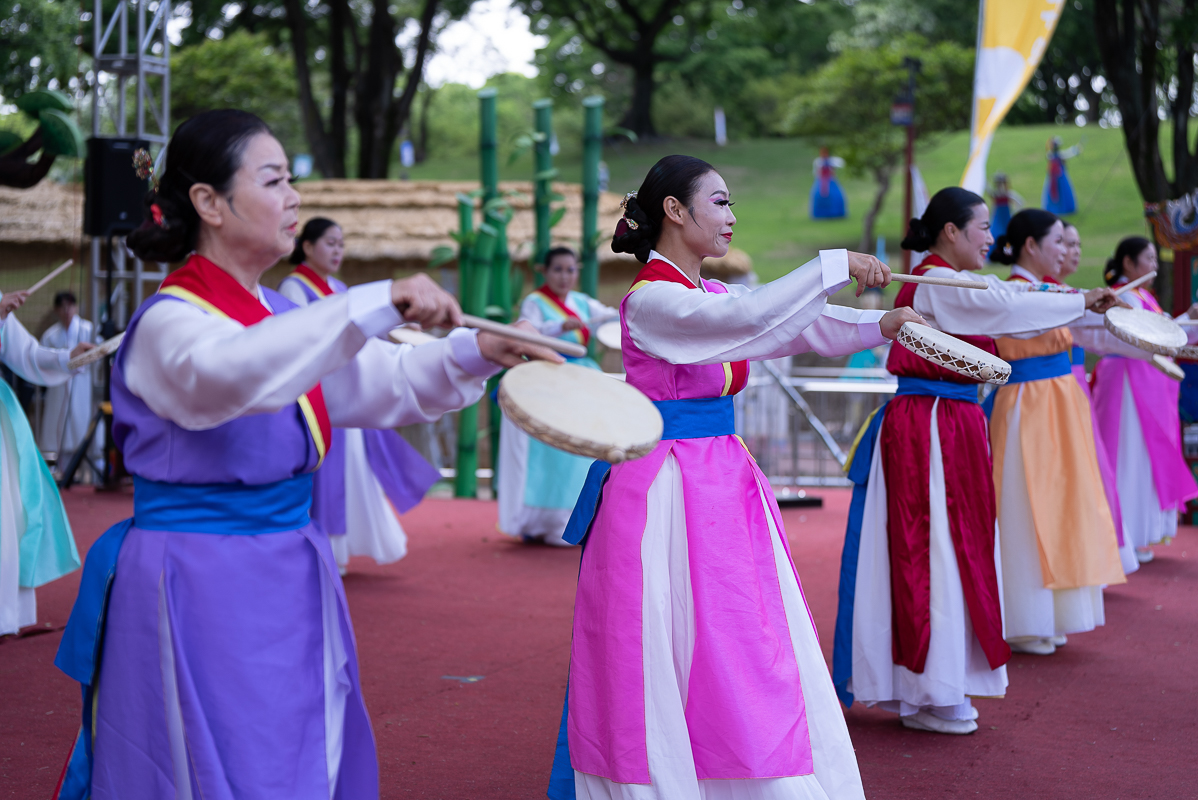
top-left (0, 421), bottom-right (37, 635)
top-left (334, 428), bottom-right (408, 566)
top-left (998, 386), bottom-right (1104, 639)
top-left (497, 415), bottom-right (573, 539)
top-left (850, 399), bottom-right (1007, 712)
top-left (1115, 375), bottom-right (1176, 550)
top-left (575, 454), bottom-right (864, 800)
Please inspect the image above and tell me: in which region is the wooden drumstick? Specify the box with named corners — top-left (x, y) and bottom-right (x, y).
top-left (461, 314), bottom-right (588, 358)
top-left (67, 332), bottom-right (124, 370)
top-left (23, 259), bottom-right (74, 296)
top-left (888, 273), bottom-right (988, 290)
top-left (1113, 270), bottom-right (1156, 296)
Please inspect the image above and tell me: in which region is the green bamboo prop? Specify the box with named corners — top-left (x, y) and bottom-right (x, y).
top-left (454, 89), bottom-right (499, 499)
top-left (533, 99), bottom-right (554, 284)
top-left (479, 89), bottom-right (499, 203)
top-left (581, 96), bottom-right (604, 300)
top-left (453, 193), bottom-right (478, 499)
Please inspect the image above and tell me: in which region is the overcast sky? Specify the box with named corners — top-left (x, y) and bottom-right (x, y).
top-left (421, 0), bottom-right (546, 88)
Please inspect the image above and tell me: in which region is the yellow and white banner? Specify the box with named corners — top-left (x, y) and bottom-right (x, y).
top-left (960, 0), bottom-right (1065, 193)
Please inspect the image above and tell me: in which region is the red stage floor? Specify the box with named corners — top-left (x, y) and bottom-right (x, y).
top-left (2, 488), bottom-right (1195, 798)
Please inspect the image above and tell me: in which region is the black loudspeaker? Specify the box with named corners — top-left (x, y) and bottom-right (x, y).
top-left (84, 137), bottom-right (150, 237)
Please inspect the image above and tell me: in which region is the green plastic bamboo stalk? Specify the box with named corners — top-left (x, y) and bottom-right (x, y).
top-left (533, 99), bottom-right (554, 277)
top-left (581, 96), bottom-right (604, 299)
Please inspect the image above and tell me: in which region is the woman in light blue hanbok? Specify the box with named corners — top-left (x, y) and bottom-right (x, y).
top-left (0, 289), bottom-right (84, 635)
top-left (496, 247), bottom-right (617, 545)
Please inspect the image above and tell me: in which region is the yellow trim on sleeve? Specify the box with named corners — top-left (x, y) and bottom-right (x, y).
top-left (627, 279), bottom-right (653, 295)
top-left (720, 362), bottom-right (734, 396)
top-left (289, 272), bottom-right (331, 299)
top-left (158, 286), bottom-right (228, 318)
top-left (157, 284), bottom-right (327, 468)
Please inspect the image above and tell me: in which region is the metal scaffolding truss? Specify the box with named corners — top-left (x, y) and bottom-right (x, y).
top-left (89, 0), bottom-right (172, 326)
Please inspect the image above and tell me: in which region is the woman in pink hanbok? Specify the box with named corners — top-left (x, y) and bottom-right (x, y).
top-left (548, 155), bottom-right (922, 800)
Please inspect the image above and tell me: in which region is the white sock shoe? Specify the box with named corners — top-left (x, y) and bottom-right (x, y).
top-left (1008, 637), bottom-right (1056, 655)
top-left (901, 711), bottom-right (978, 735)
top-left (1135, 548), bottom-right (1155, 563)
top-left (1051, 635), bottom-right (1068, 646)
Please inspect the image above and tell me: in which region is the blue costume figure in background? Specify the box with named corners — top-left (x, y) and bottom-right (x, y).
top-left (1043, 136), bottom-right (1080, 215)
top-left (987, 173), bottom-right (1023, 260)
top-left (810, 147), bottom-right (847, 219)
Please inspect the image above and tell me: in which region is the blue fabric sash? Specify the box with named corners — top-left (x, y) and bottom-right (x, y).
top-left (1007, 351), bottom-right (1072, 384)
top-left (831, 403), bottom-right (888, 708)
top-left (1071, 346), bottom-right (1085, 366)
top-left (53, 474), bottom-right (315, 800)
top-left (895, 376), bottom-right (979, 403)
top-left (559, 397), bottom-right (737, 547)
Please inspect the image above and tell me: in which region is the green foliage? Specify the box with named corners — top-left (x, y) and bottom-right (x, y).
top-left (784, 36), bottom-right (974, 177)
top-left (1007, 0), bottom-right (1113, 126)
top-left (14, 87), bottom-right (72, 114)
top-left (0, 0), bottom-right (81, 102)
top-left (170, 30), bottom-right (305, 154)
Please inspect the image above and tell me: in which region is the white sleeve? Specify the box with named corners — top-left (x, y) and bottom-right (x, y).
top-left (623, 250), bottom-right (870, 364)
top-left (1068, 321), bottom-right (1153, 360)
top-left (277, 278), bottom-right (311, 307)
top-left (1173, 312), bottom-right (1198, 345)
top-left (584, 296), bottom-right (620, 328)
top-left (124, 280), bottom-right (496, 431)
top-left (0, 313), bottom-right (70, 386)
top-left (517, 295), bottom-right (564, 338)
top-left (911, 268), bottom-right (1087, 339)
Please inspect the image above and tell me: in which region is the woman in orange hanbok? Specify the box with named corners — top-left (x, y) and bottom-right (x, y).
top-left (989, 210), bottom-right (1125, 655)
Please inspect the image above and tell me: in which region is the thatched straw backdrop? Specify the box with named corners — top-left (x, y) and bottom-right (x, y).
top-left (0, 179), bottom-right (755, 319)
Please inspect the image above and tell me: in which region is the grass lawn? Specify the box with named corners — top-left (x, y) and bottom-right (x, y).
top-left (408, 122), bottom-right (1149, 290)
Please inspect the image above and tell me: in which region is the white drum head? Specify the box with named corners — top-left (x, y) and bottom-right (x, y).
top-left (596, 320), bottom-right (622, 351)
top-left (498, 361), bottom-right (662, 463)
top-left (1104, 306), bottom-right (1186, 355)
top-left (1152, 354), bottom-right (1185, 381)
top-left (896, 323), bottom-right (1011, 385)
top-left (388, 326), bottom-right (438, 346)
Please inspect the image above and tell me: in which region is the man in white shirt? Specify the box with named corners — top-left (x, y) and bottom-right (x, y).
top-left (38, 291), bottom-right (100, 474)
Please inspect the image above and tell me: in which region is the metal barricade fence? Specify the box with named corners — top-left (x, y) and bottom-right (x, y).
top-left (735, 363), bottom-right (895, 487)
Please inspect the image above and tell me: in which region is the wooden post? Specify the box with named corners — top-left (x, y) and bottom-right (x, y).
top-left (581, 96), bottom-right (604, 299)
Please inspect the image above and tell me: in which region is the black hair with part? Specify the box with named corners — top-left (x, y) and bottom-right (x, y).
top-left (1104, 236), bottom-right (1153, 286)
top-left (901, 187), bottom-right (987, 251)
top-left (290, 217), bottom-right (340, 264)
top-left (612, 154), bottom-right (716, 263)
top-left (53, 290), bottom-right (77, 308)
top-left (990, 208), bottom-right (1060, 265)
top-left (543, 246), bottom-right (577, 269)
top-left (126, 109), bottom-right (274, 264)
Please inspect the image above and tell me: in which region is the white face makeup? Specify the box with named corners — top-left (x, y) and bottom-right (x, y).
top-left (1024, 220), bottom-right (1066, 279)
top-left (1124, 244), bottom-right (1158, 280)
top-left (673, 170), bottom-right (736, 261)
top-left (545, 254), bottom-right (580, 296)
top-left (1061, 225), bottom-right (1081, 279)
top-left (304, 225), bottom-right (345, 276)
top-left (944, 203), bottom-right (993, 271)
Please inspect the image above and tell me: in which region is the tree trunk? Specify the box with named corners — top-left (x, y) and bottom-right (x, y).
top-left (384, 0), bottom-right (440, 172)
top-left (860, 164), bottom-right (894, 253)
top-left (619, 57), bottom-right (658, 138)
top-left (1093, 0), bottom-right (1169, 202)
top-left (329, 0), bottom-right (352, 172)
top-left (415, 86), bottom-right (436, 163)
top-left (281, 0), bottom-right (340, 178)
top-left (0, 128), bottom-right (56, 189)
top-left (355, 1), bottom-right (401, 178)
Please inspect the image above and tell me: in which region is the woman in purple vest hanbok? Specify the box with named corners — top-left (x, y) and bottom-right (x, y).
top-left (548, 155), bottom-right (922, 800)
top-left (279, 218), bottom-right (441, 571)
top-left (53, 110), bottom-right (559, 800)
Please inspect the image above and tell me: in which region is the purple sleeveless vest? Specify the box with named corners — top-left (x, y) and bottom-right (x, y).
top-left (112, 288), bottom-right (321, 485)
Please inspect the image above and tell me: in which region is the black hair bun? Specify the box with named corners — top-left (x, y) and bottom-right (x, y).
top-left (900, 217), bottom-right (935, 252)
top-left (990, 234), bottom-right (1017, 265)
top-left (611, 195), bottom-right (658, 264)
top-left (126, 187), bottom-right (198, 264)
